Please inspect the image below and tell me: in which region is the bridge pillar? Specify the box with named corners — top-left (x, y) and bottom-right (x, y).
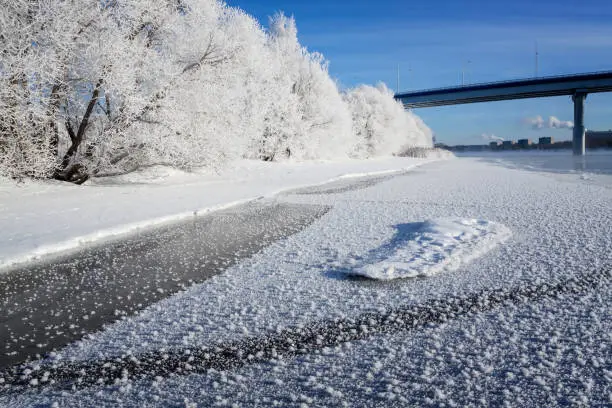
top-left (572, 92), bottom-right (587, 156)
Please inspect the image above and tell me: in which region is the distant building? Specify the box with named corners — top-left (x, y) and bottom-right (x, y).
top-left (517, 139), bottom-right (531, 147)
top-left (553, 140), bottom-right (573, 149)
top-left (489, 141), bottom-right (500, 149)
top-left (586, 130), bottom-right (612, 149)
top-left (446, 144), bottom-right (489, 152)
top-left (501, 140), bottom-right (515, 149)
top-left (538, 136), bottom-right (553, 145)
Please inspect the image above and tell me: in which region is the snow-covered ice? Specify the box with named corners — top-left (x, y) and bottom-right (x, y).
top-left (349, 218), bottom-right (511, 280)
top-left (0, 154), bottom-right (610, 406)
top-left (46, 156), bottom-right (609, 364)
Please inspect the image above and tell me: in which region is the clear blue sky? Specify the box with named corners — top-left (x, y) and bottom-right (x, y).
top-left (226, 0), bottom-right (612, 145)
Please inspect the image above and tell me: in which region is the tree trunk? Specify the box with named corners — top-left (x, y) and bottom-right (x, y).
top-left (48, 84), bottom-right (62, 159)
top-left (55, 79), bottom-right (103, 182)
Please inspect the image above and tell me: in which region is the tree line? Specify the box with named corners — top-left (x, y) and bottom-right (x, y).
top-left (0, 0), bottom-right (432, 183)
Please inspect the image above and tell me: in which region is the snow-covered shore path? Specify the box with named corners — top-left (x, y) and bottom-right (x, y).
top-left (1, 156), bottom-right (611, 406)
top-left (0, 158), bottom-right (431, 271)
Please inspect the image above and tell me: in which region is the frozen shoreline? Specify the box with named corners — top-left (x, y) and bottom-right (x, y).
top-left (0, 157), bottom-right (436, 271)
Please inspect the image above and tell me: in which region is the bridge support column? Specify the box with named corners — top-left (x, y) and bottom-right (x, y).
top-left (572, 92), bottom-right (587, 156)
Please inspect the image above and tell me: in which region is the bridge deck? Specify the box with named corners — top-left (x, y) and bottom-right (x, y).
top-left (395, 71), bottom-right (612, 108)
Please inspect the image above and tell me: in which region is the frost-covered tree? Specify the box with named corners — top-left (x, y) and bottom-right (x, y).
top-left (1, 0), bottom-right (170, 181)
top-left (1, 0), bottom-right (256, 181)
top-left (343, 83), bottom-right (432, 158)
top-left (59, 0), bottom-right (244, 179)
top-left (0, 0), bottom-right (62, 179)
top-left (252, 13), bottom-right (353, 161)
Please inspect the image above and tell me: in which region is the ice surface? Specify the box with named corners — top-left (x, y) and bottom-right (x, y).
top-left (1, 156), bottom-right (610, 407)
top-left (349, 218), bottom-right (511, 280)
top-left (16, 157), bottom-right (611, 366)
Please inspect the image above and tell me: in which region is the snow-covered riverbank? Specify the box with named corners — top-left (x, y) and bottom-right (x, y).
top-left (0, 157), bottom-right (440, 271)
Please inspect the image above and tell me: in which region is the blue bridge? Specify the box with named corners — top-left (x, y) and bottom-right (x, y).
top-left (394, 71), bottom-right (612, 155)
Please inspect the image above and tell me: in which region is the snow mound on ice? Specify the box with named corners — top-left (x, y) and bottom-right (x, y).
top-left (349, 218), bottom-right (511, 280)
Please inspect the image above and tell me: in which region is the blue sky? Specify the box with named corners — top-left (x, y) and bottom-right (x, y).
top-left (226, 0), bottom-right (612, 145)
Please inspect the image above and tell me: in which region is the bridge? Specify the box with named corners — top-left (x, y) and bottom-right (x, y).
top-left (394, 71), bottom-right (612, 155)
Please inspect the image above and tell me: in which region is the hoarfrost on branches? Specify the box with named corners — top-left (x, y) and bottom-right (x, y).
top-left (343, 83), bottom-right (433, 158)
top-left (0, 1), bottom-right (433, 182)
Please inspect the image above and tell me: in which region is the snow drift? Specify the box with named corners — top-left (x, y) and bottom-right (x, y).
top-left (347, 218), bottom-right (511, 280)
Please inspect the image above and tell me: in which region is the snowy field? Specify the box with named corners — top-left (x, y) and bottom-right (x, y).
top-left (1, 155), bottom-right (611, 406)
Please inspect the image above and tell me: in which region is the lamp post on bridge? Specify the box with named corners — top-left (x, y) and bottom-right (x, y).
top-left (461, 60), bottom-right (471, 86)
top-left (396, 64), bottom-right (412, 93)
top-left (397, 64), bottom-right (400, 94)
top-left (535, 40), bottom-right (539, 78)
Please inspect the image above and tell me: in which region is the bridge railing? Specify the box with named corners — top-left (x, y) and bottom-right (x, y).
top-left (395, 70), bottom-right (612, 96)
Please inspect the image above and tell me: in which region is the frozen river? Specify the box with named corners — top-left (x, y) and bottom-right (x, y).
top-left (458, 149), bottom-right (612, 175)
top-left (1, 157), bottom-right (610, 407)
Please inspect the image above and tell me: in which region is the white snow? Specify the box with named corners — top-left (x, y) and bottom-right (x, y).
top-left (349, 218), bottom-right (511, 280)
top-left (25, 155), bottom-right (610, 364)
top-left (1, 153), bottom-right (610, 407)
top-left (0, 157), bottom-right (434, 271)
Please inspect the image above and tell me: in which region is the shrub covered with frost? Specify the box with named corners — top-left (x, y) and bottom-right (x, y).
top-left (343, 84), bottom-right (433, 158)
